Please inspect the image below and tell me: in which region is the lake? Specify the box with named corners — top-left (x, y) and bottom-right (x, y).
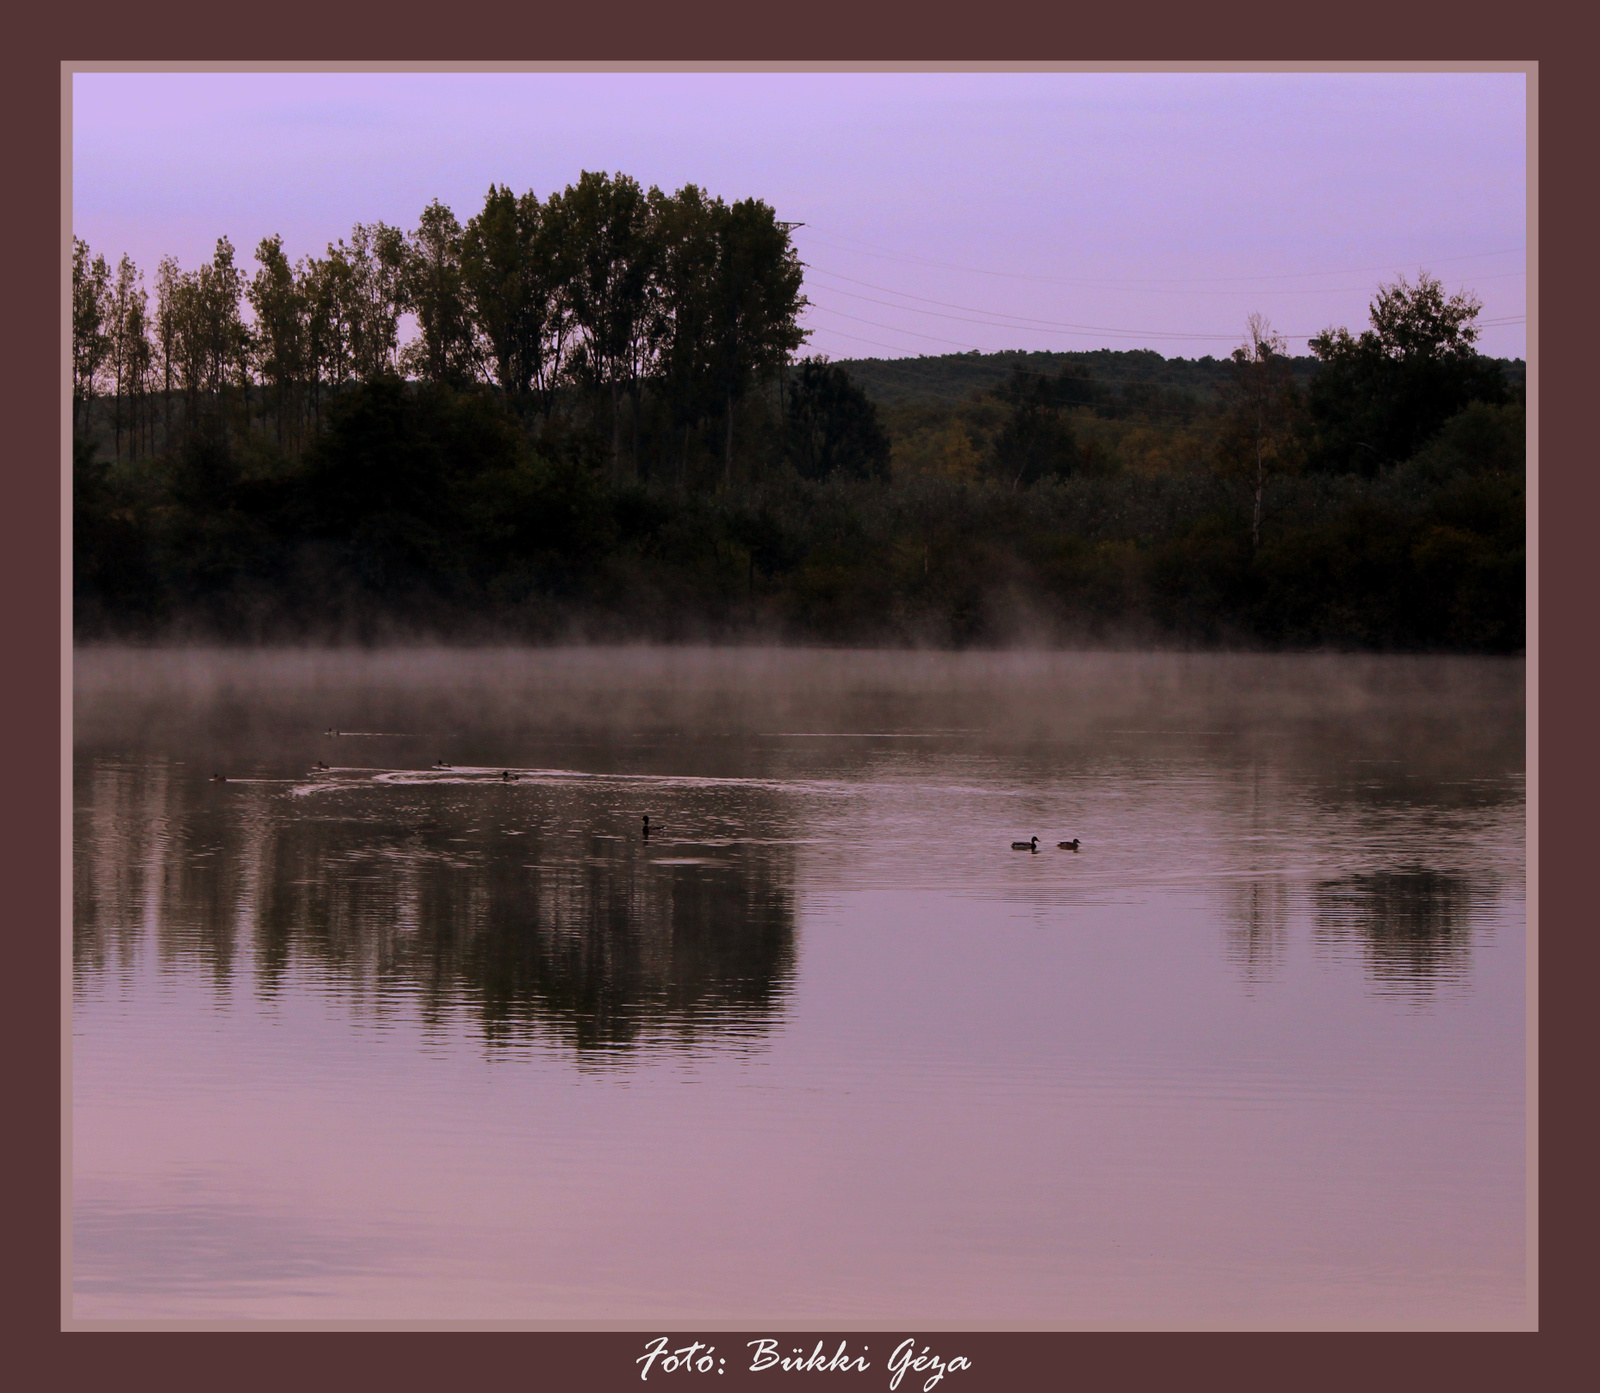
top-left (71, 647), bottom-right (1527, 1326)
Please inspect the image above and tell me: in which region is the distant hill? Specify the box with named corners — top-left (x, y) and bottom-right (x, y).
top-left (832, 347), bottom-right (1524, 409)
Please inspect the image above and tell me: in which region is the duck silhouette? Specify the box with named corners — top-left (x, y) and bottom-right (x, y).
top-left (501, 770), bottom-right (517, 781)
top-left (315, 760), bottom-right (328, 770)
top-left (209, 773), bottom-right (227, 782)
top-left (1011, 836), bottom-right (1039, 852)
top-left (1058, 839), bottom-right (1080, 851)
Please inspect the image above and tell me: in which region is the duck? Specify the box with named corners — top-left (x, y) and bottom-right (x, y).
top-left (315, 760), bottom-right (328, 770)
top-left (1058, 839), bottom-right (1080, 851)
top-left (1011, 836), bottom-right (1039, 851)
top-left (433, 759), bottom-right (451, 769)
top-left (209, 773), bottom-right (227, 782)
top-left (501, 770), bottom-right (517, 781)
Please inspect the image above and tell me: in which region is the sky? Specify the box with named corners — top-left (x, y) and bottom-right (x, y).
top-left (70, 70), bottom-right (1528, 363)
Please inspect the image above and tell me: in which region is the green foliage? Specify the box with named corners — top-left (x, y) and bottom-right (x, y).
top-left (1403, 401), bottom-right (1525, 484)
top-left (401, 201), bottom-right (477, 388)
top-left (72, 238), bottom-right (112, 429)
top-left (73, 437), bottom-right (158, 627)
top-left (784, 357), bottom-right (891, 481)
top-left (461, 184), bottom-right (568, 410)
top-left (69, 219), bottom-right (1523, 653)
top-left (990, 366), bottom-right (1081, 486)
top-left (1307, 272), bottom-right (1511, 473)
top-left (835, 347), bottom-right (1317, 410)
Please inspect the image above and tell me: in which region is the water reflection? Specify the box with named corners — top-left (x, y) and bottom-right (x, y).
top-left (74, 649), bottom-right (1526, 1027)
top-left (72, 651), bottom-right (1527, 1323)
top-left (1312, 869), bottom-right (1493, 996)
top-left (74, 756), bottom-right (798, 1054)
top-left (1219, 877), bottom-right (1291, 992)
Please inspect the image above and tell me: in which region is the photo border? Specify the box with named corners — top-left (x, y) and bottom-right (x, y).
top-left (18, 8), bottom-right (1582, 1386)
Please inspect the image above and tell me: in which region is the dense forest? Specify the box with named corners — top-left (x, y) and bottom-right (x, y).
top-left (72, 172), bottom-right (1525, 650)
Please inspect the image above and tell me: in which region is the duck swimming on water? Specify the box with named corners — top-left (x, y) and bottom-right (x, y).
top-left (1011, 836), bottom-right (1039, 851)
top-left (1058, 839), bottom-right (1080, 851)
top-left (209, 773), bottom-right (227, 782)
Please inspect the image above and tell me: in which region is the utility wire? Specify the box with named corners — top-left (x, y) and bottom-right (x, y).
top-left (806, 260), bottom-right (1525, 303)
top-left (805, 277), bottom-right (1312, 341)
top-left (806, 296), bottom-right (1301, 344)
top-left (797, 226), bottom-right (1527, 288)
top-left (804, 279), bottom-right (1525, 346)
top-left (803, 305), bottom-right (984, 350)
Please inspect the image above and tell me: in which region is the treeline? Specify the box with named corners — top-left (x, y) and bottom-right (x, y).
top-left (72, 172), bottom-right (808, 488)
top-left (72, 185), bottom-right (1524, 651)
top-left (839, 346), bottom-right (1319, 409)
top-left (837, 344), bottom-right (1523, 412)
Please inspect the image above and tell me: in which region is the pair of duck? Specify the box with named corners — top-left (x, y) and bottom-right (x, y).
top-left (1011, 836), bottom-right (1080, 852)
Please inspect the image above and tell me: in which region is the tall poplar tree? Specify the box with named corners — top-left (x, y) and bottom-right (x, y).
top-left (648, 185), bottom-right (721, 491)
top-left (706, 198), bottom-right (808, 487)
top-left (249, 234), bottom-right (309, 450)
top-left (564, 171), bottom-right (656, 479)
top-left (338, 222), bottom-right (408, 381)
top-left (154, 256), bottom-right (184, 443)
top-left (105, 254), bottom-right (148, 461)
top-left (461, 185), bottom-right (568, 416)
top-left (403, 200), bottom-right (477, 386)
top-left (72, 238), bottom-right (112, 434)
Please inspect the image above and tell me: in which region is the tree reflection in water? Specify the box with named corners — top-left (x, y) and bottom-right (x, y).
top-left (1219, 876), bottom-right (1291, 993)
top-left (1312, 868), bottom-right (1492, 996)
top-left (73, 757), bottom-right (798, 1056)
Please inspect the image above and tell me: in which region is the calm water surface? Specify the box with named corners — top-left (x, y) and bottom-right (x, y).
top-left (72, 648), bottom-right (1527, 1325)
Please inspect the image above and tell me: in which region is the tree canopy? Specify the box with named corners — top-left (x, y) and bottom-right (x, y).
top-left (1307, 272), bottom-right (1511, 473)
top-left (71, 195), bottom-right (1522, 654)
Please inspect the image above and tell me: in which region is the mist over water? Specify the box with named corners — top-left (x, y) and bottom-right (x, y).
top-left (72, 647), bottom-right (1526, 1324)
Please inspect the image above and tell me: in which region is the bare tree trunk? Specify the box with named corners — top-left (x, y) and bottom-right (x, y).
top-left (724, 390), bottom-right (734, 490)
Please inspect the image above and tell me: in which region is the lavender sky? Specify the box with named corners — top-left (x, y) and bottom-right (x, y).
top-left (70, 70), bottom-right (1528, 363)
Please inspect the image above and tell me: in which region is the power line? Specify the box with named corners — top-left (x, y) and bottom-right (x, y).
top-left (804, 299), bottom-right (1524, 366)
top-left (810, 324), bottom-right (948, 355)
top-left (796, 225), bottom-right (1526, 289)
top-left (805, 276), bottom-right (1309, 342)
top-left (807, 260), bottom-right (1523, 303)
top-left (803, 276), bottom-right (1525, 346)
top-left (803, 305), bottom-right (984, 350)
top-left (806, 292), bottom-right (1305, 344)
